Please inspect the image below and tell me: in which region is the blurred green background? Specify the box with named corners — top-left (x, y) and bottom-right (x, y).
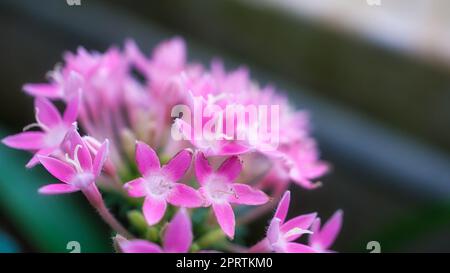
top-left (0, 0), bottom-right (449, 252)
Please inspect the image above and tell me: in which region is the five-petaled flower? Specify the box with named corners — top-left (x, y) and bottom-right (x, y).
top-left (195, 151), bottom-right (269, 239)
top-left (123, 142), bottom-right (203, 226)
top-left (119, 208), bottom-right (193, 253)
top-left (2, 95), bottom-right (79, 168)
top-left (38, 126), bottom-right (108, 207)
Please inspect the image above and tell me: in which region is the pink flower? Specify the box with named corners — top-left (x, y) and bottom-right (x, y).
top-left (37, 126), bottom-right (108, 206)
top-left (309, 210), bottom-right (343, 253)
top-left (119, 208), bottom-right (192, 253)
top-left (194, 152), bottom-right (269, 239)
top-left (123, 142), bottom-right (203, 226)
top-left (250, 191), bottom-right (317, 253)
top-left (2, 96), bottom-right (79, 168)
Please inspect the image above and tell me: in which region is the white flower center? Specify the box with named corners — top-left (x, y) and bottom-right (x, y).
top-left (44, 125), bottom-right (69, 147)
top-left (145, 174), bottom-right (174, 197)
top-left (205, 175), bottom-right (236, 203)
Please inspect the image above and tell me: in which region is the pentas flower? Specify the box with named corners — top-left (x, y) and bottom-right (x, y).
top-left (119, 209), bottom-right (192, 253)
top-left (37, 126), bottom-right (108, 204)
top-left (250, 191), bottom-right (317, 253)
top-left (124, 142), bottom-right (203, 225)
top-left (2, 96), bottom-right (79, 168)
top-left (309, 210), bottom-right (343, 253)
top-left (195, 152), bottom-right (269, 239)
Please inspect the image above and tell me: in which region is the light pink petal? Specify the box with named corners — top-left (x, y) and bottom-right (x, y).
top-left (315, 210), bottom-right (343, 250)
top-left (38, 183), bottom-right (79, 195)
top-left (274, 191), bottom-right (290, 223)
top-left (194, 152), bottom-right (212, 186)
top-left (119, 240), bottom-right (163, 253)
top-left (38, 156), bottom-right (76, 183)
top-left (23, 83), bottom-right (61, 98)
top-left (162, 149), bottom-right (192, 181)
top-left (63, 92), bottom-right (80, 124)
top-left (217, 141), bottom-right (252, 156)
top-left (152, 37), bottom-right (186, 70)
top-left (163, 209), bottom-right (192, 253)
top-left (267, 217), bottom-right (281, 245)
top-left (2, 132), bottom-right (45, 150)
top-left (93, 140), bottom-right (109, 177)
top-left (143, 196), bottom-right (167, 226)
top-left (285, 243), bottom-right (317, 253)
top-left (124, 178), bottom-right (146, 197)
top-left (35, 97), bottom-right (62, 128)
top-left (212, 202), bottom-right (235, 239)
top-left (281, 213), bottom-right (317, 241)
top-left (229, 184), bottom-right (269, 205)
top-left (167, 183), bottom-right (203, 208)
top-left (216, 156), bottom-right (242, 183)
top-left (63, 127), bottom-right (92, 171)
top-left (135, 141), bottom-right (160, 176)
top-left (309, 218), bottom-right (321, 247)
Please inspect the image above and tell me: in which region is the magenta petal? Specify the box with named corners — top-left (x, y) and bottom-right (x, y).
top-left (63, 92), bottom-right (80, 124)
top-left (2, 132), bottom-right (45, 150)
top-left (26, 147), bottom-right (55, 168)
top-left (217, 141), bottom-right (252, 156)
top-left (194, 152), bottom-right (212, 186)
top-left (163, 209), bottom-right (192, 253)
top-left (120, 240), bottom-right (163, 253)
top-left (135, 141), bottom-right (160, 176)
top-left (167, 184), bottom-right (203, 208)
top-left (124, 178), bottom-right (146, 197)
top-left (274, 191), bottom-right (290, 223)
top-left (38, 156), bottom-right (76, 183)
top-left (229, 184), bottom-right (268, 205)
top-left (315, 210), bottom-right (343, 250)
top-left (162, 149), bottom-right (192, 181)
top-left (23, 83), bottom-right (60, 98)
top-left (35, 97), bottom-right (62, 128)
top-left (217, 156), bottom-right (242, 182)
top-left (285, 243), bottom-right (317, 253)
top-left (212, 202), bottom-right (235, 239)
top-left (143, 196), bottom-right (167, 226)
top-left (281, 213), bottom-right (317, 241)
top-left (93, 140), bottom-right (109, 177)
top-left (38, 183), bottom-right (79, 195)
top-left (63, 127), bottom-right (92, 171)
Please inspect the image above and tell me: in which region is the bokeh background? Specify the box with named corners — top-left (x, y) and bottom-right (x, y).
top-left (0, 0), bottom-right (449, 252)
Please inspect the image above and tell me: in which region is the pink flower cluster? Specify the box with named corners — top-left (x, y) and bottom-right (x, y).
top-left (2, 37), bottom-right (341, 253)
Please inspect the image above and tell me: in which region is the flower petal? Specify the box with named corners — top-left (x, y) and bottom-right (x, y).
top-left (2, 132), bottom-right (45, 150)
top-left (38, 156), bottom-right (76, 183)
top-left (35, 97), bottom-right (62, 128)
top-left (23, 83), bottom-right (61, 98)
top-left (63, 92), bottom-right (80, 124)
top-left (281, 212), bottom-right (317, 241)
top-left (315, 210), bottom-right (343, 250)
top-left (167, 184), bottom-right (203, 208)
top-left (274, 191), bottom-right (290, 223)
top-left (93, 139), bottom-right (109, 177)
top-left (267, 217), bottom-right (281, 245)
top-left (212, 202), bottom-right (235, 239)
top-left (163, 209), bottom-right (192, 253)
top-left (124, 178), bottom-right (146, 198)
top-left (119, 240), bottom-right (163, 253)
top-left (194, 152), bottom-right (212, 186)
top-left (162, 149), bottom-right (192, 181)
top-left (62, 127), bottom-right (92, 171)
top-left (143, 196), bottom-right (167, 226)
top-left (38, 183), bottom-right (79, 195)
top-left (229, 184), bottom-right (268, 205)
top-left (285, 243), bottom-right (317, 253)
top-left (217, 156), bottom-right (242, 183)
top-left (135, 141), bottom-right (160, 176)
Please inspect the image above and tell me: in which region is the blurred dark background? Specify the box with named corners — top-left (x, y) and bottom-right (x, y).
top-left (0, 0), bottom-right (449, 252)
